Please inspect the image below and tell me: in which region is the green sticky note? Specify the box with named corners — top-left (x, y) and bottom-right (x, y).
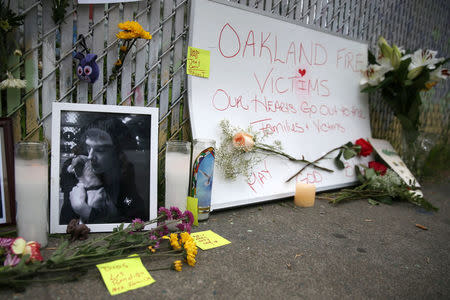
top-left (187, 196), bottom-right (199, 226)
top-left (187, 46), bottom-right (210, 78)
top-left (191, 230), bottom-right (231, 250)
top-left (96, 255), bottom-right (155, 295)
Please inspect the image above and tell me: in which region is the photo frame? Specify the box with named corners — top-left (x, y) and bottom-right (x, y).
top-left (50, 103), bottom-right (158, 233)
top-left (0, 118), bottom-right (16, 225)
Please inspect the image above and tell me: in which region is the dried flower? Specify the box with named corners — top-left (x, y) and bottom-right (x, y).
top-left (0, 71), bottom-right (27, 89)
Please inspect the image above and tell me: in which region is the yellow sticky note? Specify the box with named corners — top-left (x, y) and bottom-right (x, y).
top-left (187, 196), bottom-right (199, 226)
top-left (191, 230), bottom-right (231, 250)
top-left (96, 256), bottom-right (155, 295)
top-left (187, 46), bottom-right (210, 78)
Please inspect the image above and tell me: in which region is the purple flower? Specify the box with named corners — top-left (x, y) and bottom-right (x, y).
top-left (157, 207), bottom-right (172, 221)
top-left (0, 238), bottom-right (14, 250)
top-left (149, 234), bottom-right (157, 240)
top-left (176, 223), bottom-right (191, 233)
top-left (169, 206), bottom-right (183, 220)
top-left (154, 241), bottom-right (160, 249)
top-left (183, 210), bottom-right (194, 226)
top-left (130, 218), bottom-right (145, 231)
top-left (4, 253), bottom-right (20, 267)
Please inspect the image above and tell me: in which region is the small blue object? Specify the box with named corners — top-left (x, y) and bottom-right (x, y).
top-left (74, 52), bottom-right (99, 83)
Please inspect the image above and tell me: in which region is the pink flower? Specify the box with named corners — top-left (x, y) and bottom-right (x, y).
top-left (232, 132), bottom-right (255, 152)
top-left (0, 237), bottom-right (14, 249)
top-left (4, 253), bottom-right (21, 267)
top-left (169, 206), bottom-right (183, 220)
top-left (158, 207), bottom-right (172, 221)
top-left (24, 241), bottom-right (43, 263)
top-left (130, 218), bottom-right (145, 231)
top-left (183, 210), bottom-right (194, 226)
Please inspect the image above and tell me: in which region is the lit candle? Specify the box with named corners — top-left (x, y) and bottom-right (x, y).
top-left (14, 142), bottom-right (49, 247)
top-left (294, 183), bottom-right (316, 207)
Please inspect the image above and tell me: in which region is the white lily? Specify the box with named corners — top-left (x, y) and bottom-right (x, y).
top-left (429, 66), bottom-right (449, 81)
top-left (407, 49), bottom-right (444, 71)
top-left (360, 64), bottom-right (391, 87)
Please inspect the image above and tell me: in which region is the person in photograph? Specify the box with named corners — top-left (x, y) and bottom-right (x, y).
top-left (60, 117), bottom-right (147, 224)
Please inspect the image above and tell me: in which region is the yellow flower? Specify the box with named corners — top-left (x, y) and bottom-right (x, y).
top-left (173, 260), bottom-right (182, 272)
top-left (180, 232), bottom-right (193, 245)
top-left (184, 240), bottom-right (198, 256)
top-left (186, 253), bottom-right (196, 266)
top-left (148, 246), bottom-right (156, 253)
top-left (116, 31), bottom-right (138, 40)
top-left (170, 233), bottom-right (181, 250)
top-left (117, 21), bottom-right (152, 40)
top-left (120, 45), bottom-right (127, 52)
top-left (115, 59), bottom-right (122, 66)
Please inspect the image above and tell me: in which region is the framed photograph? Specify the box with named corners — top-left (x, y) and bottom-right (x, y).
top-left (0, 118), bottom-right (15, 225)
top-left (50, 103), bottom-right (159, 233)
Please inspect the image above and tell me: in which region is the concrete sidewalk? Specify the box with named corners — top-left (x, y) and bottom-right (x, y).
top-left (1, 180), bottom-right (449, 299)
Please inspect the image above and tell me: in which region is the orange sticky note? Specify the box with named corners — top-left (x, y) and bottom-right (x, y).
top-left (96, 255), bottom-right (155, 295)
top-left (187, 47), bottom-right (210, 78)
top-left (191, 230), bottom-right (231, 250)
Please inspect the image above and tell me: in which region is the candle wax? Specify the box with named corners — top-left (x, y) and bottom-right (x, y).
top-left (15, 159), bottom-right (49, 247)
top-left (294, 183), bottom-right (316, 207)
top-left (165, 151), bottom-right (191, 212)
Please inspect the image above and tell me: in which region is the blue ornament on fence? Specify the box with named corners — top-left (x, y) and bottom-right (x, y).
top-left (74, 52), bottom-right (99, 83)
top-left (74, 34), bottom-right (99, 84)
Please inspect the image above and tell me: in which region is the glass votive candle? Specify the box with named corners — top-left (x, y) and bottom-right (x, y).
top-left (165, 141), bottom-right (192, 212)
top-left (191, 139), bottom-right (216, 221)
top-left (14, 142), bottom-right (49, 247)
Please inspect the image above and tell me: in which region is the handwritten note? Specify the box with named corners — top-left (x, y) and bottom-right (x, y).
top-left (187, 196), bottom-right (199, 226)
top-left (191, 230), bottom-right (231, 250)
top-left (96, 256), bottom-right (155, 295)
top-left (187, 46), bottom-right (210, 78)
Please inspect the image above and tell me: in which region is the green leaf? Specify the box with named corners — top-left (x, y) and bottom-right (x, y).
top-left (368, 199), bottom-right (380, 205)
top-left (368, 50), bottom-right (377, 65)
top-left (343, 148), bottom-right (357, 160)
top-left (365, 168), bottom-right (376, 180)
top-left (354, 166), bottom-right (365, 183)
top-left (334, 150), bottom-right (345, 169)
top-left (375, 196), bottom-right (393, 205)
top-left (396, 57), bottom-right (411, 80)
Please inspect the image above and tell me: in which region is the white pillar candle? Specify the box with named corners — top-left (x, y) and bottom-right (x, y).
top-left (165, 143), bottom-right (191, 212)
top-left (294, 183), bottom-right (316, 207)
top-left (15, 159), bottom-right (49, 247)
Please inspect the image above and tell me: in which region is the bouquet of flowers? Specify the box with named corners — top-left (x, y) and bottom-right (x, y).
top-left (0, 206), bottom-right (196, 290)
top-left (326, 161), bottom-right (437, 211)
top-left (360, 37), bottom-right (448, 144)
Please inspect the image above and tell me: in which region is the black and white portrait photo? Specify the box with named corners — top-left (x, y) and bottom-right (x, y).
top-left (50, 103), bottom-right (158, 233)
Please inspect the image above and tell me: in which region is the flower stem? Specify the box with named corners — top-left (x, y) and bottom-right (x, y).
top-left (285, 146), bottom-right (343, 182)
top-left (255, 145), bottom-right (334, 178)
